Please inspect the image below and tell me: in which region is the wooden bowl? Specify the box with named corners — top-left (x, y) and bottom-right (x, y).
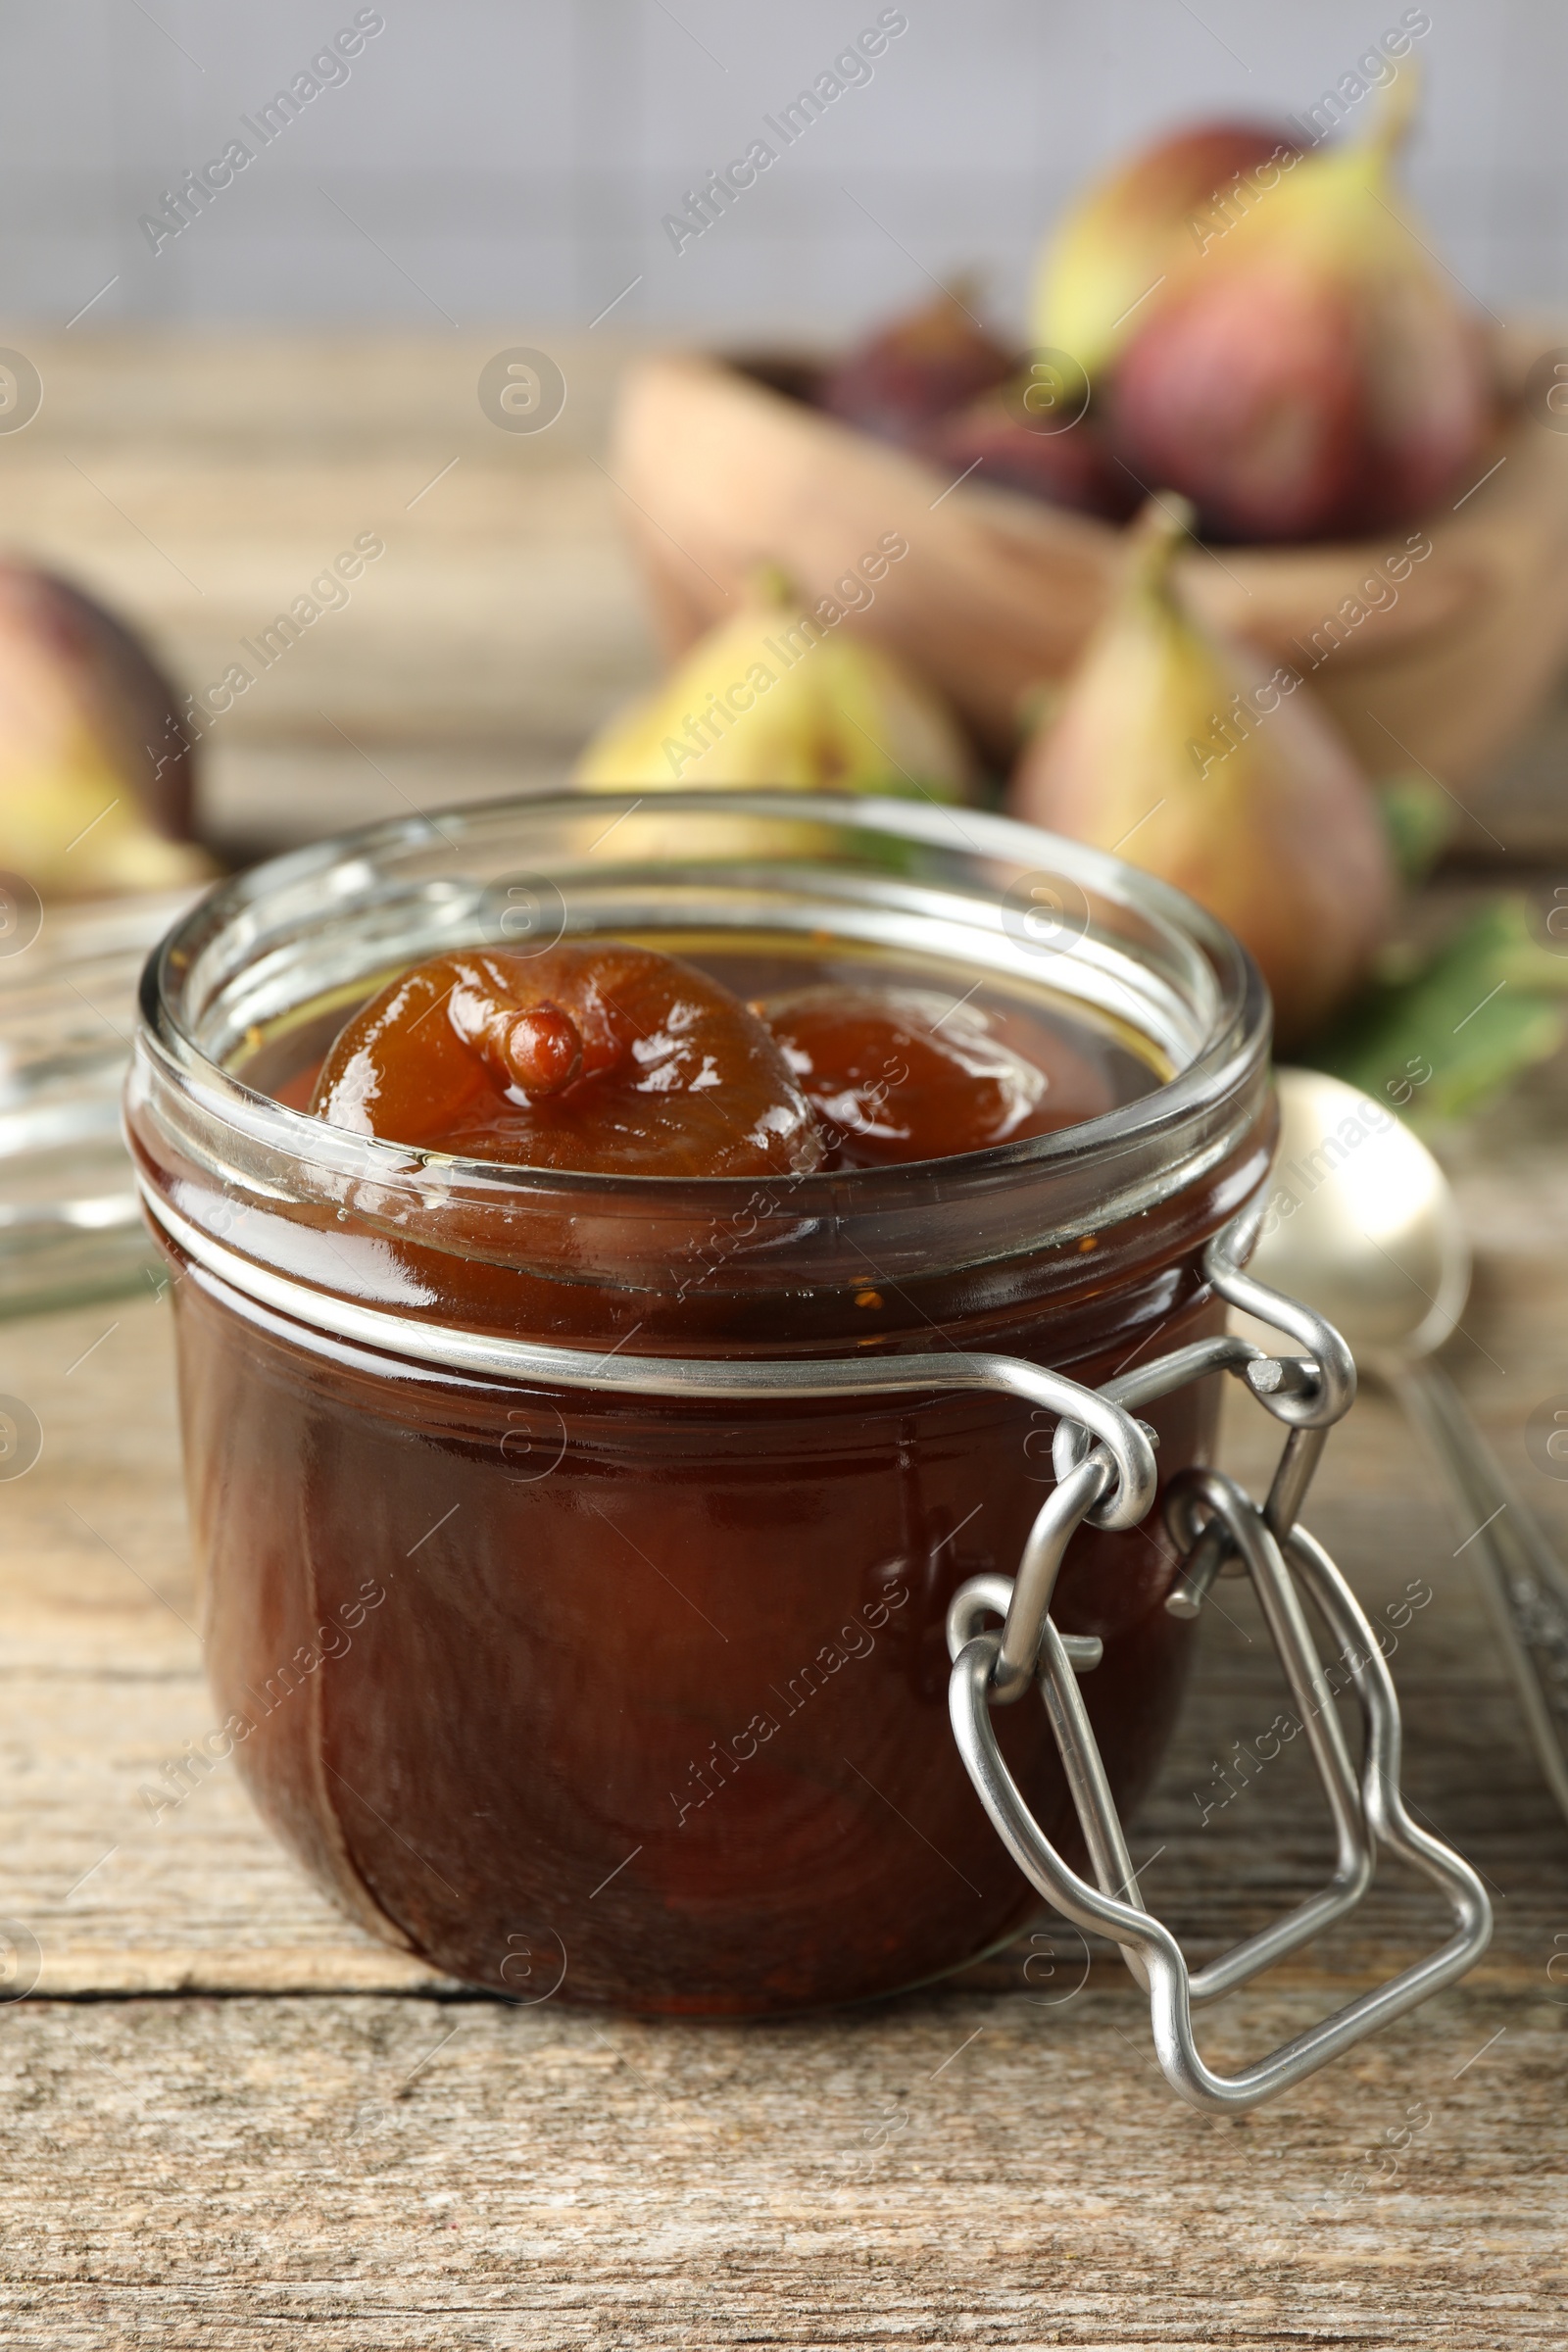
top-left (610, 333), bottom-right (1568, 788)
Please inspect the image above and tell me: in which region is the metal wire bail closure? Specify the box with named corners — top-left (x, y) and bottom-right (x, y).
top-left (144, 1184), bottom-right (1491, 2106)
top-left (946, 1206), bottom-right (1493, 2113)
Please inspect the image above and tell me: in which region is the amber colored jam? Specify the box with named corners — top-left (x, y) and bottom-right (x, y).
top-left (153, 932), bottom-right (1250, 2016)
top-left (301, 940), bottom-right (1153, 1176)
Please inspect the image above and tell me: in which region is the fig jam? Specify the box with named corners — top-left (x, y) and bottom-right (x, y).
top-left (129, 798), bottom-right (1273, 2015)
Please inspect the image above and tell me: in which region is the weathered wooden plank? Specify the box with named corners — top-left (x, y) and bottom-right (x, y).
top-left (0, 332), bottom-right (661, 794)
top-left (0, 1984), bottom-right (1561, 2348)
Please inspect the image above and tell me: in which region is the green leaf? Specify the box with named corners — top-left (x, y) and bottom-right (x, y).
top-left (1492, 893), bottom-right (1568, 994)
top-left (1374, 771), bottom-right (1457, 884)
top-left (1302, 897), bottom-right (1566, 1125)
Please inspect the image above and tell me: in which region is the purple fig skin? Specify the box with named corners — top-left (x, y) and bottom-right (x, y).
top-left (1096, 120), bottom-right (1303, 226)
top-left (1034, 120), bottom-right (1305, 378)
top-left (0, 564), bottom-right (197, 839)
top-left (820, 288), bottom-right (1017, 449)
top-left (923, 380), bottom-right (1141, 520)
top-left (1097, 81), bottom-right (1494, 545)
top-left (1106, 264), bottom-right (1492, 543)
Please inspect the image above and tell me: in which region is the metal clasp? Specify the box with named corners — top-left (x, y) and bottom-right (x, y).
top-left (945, 1205), bottom-right (1493, 2114)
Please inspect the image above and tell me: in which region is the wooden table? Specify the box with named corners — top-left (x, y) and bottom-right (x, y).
top-left (1, 338), bottom-right (1566, 2348)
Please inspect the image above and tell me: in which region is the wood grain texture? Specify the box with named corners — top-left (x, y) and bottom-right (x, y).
top-left (0, 1984), bottom-right (1562, 2350)
top-left (0, 332), bottom-right (661, 859)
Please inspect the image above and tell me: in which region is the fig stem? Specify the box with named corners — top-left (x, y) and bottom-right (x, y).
top-left (940, 268), bottom-right (986, 314)
top-left (1125, 494), bottom-right (1198, 598)
top-left (1367, 55), bottom-right (1421, 166)
top-left (751, 561), bottom-right (798, 612)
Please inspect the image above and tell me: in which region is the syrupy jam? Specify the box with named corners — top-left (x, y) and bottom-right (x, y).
top-left (308, 943), bottom-right (827, 1177)
top-left (303, 940), bottom-right (1149, 1177)
top-left (137, 890), bottom-right (1270, 2017)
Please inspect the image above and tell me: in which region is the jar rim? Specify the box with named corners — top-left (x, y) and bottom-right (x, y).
top-left (135, 788), bottom-right (1269, 1214)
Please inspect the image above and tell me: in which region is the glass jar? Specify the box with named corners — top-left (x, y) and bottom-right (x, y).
top-left (127, 792), bottom-right (1273, 2015)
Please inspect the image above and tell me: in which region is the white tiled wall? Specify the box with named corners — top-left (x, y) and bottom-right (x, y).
top-left (2, 0), bottom-right (1560, 339)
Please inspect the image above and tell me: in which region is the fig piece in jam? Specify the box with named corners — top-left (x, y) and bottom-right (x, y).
top-left (759, 983), bottom-right (1117, 1168)
top-left (310, 941), bottom-right (823, 1179)
top-left (308, 943), bottom-right (1131, 1180)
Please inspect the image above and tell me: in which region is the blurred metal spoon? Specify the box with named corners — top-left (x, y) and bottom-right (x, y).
top-left (1249, 1065), bottom-right (1568, 1821)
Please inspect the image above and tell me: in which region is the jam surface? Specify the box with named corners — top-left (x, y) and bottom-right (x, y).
top-left (308, 939), bottom-right (1139, 1174)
